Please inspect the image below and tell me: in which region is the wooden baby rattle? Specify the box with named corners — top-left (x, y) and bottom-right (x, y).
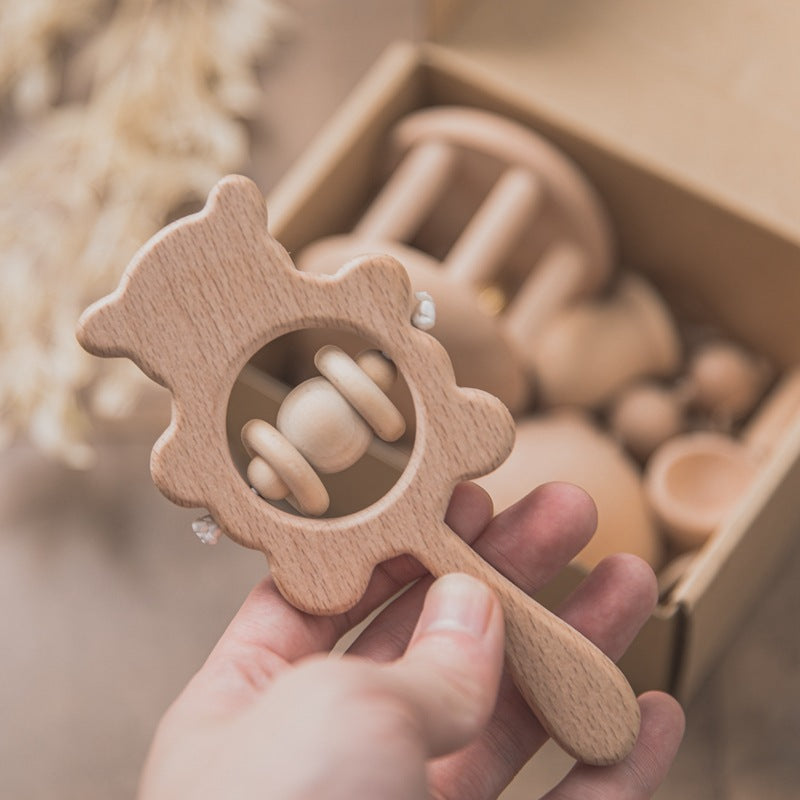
top-left (76, 175), bottom-right (640, 766)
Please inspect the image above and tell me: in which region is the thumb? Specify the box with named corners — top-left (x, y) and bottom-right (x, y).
top-left (385, 573), bottom-right (505, 758)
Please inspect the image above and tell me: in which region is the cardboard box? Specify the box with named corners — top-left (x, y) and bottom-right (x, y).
top-left (230, 0), bottom-right (800, 703)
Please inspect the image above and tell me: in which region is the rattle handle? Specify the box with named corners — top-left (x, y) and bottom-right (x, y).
top-left (414, 521), bottom-right (640, 766)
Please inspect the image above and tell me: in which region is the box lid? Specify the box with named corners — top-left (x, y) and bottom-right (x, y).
top-left (429, 0), bottom-right (800, 244)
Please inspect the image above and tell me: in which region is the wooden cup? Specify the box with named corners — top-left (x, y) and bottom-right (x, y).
top-left (645, 369), bottom-right (800, 550)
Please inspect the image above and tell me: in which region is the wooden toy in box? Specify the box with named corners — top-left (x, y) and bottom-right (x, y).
top-left (76, 173), bottom-right (641, 766)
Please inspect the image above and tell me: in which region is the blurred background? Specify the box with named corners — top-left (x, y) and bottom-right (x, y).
top-left (1, 1), bottom-right (798, 797)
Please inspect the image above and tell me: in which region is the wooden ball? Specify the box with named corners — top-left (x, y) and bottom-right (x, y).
top-left (688, 341), bottom-right (770, 421)
top-left (277, 377), bottom-right (373, 474)
top-left (609, 382), bottom-right (685, 461)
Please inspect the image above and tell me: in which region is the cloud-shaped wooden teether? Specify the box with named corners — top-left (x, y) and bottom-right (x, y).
top-left (77, 175), bottom-right (640, 767)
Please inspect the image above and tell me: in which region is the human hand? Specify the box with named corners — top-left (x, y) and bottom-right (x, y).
top-left (139, 482), bottom-right (684, 799)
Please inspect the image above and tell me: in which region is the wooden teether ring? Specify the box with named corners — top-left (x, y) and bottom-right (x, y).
top-left (241, 419), bottom-right (330, 516)
top-left (314, 345), bottom-right (405, 441)
top-left (76, 175), bottom-right (639, 766)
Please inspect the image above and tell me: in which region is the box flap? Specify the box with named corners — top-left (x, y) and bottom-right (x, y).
top-left (432, 0), bottom-right (800, 243)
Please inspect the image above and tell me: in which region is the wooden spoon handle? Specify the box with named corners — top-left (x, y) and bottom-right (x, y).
top-left (414, 520), bottom-right (640, 765)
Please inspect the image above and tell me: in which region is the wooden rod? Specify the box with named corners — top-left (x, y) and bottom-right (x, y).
top-left (443, 167), bottom-right (542, 285)
top-left (355, 140), bottom-right (456, 242)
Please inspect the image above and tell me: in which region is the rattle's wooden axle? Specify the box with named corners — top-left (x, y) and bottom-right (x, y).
top-left (444, 166), bottom-right (543, 285)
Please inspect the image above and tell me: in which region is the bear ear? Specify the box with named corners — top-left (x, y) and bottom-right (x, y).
top-left (76, 293), bottom-right (128, 358)
top-left (205, 174), bottom-right (268, 231)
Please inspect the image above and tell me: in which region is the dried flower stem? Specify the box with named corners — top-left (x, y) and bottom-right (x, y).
top-left (0, 0), bottom-right (287, 466)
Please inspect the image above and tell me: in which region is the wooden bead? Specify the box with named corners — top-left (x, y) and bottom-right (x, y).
top-left (277, 377), bottom-right (374, 473)
top-left (687, 341), bottom-right (771, 422)
top-left (611, 340), bottom-right (770, 462)
top-left (609, 381), bottom-right (686, 461)
top-left (354, 347), bottom-right (397, 392)
top-left (245, 452), bottom-right (287, 499)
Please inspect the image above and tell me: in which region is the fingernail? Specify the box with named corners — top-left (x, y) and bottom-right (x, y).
top-left (417, 574), bottom-right (493, 639)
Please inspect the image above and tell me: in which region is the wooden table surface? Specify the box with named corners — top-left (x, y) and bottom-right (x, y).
top-left (1, 2), bottom-right (798, 797)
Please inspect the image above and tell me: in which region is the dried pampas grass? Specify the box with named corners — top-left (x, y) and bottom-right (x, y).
top-left (0, 0), bottom-right (288, 466)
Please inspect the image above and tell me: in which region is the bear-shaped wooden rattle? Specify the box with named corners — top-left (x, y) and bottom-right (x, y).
top-left (77, 175), bottom-right (639, 765)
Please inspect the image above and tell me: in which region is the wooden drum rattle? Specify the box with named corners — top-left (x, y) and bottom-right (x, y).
top-left (298, 106), bottom-right (617, 410)
top-left (77, 175), bottom-right (639, 765)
